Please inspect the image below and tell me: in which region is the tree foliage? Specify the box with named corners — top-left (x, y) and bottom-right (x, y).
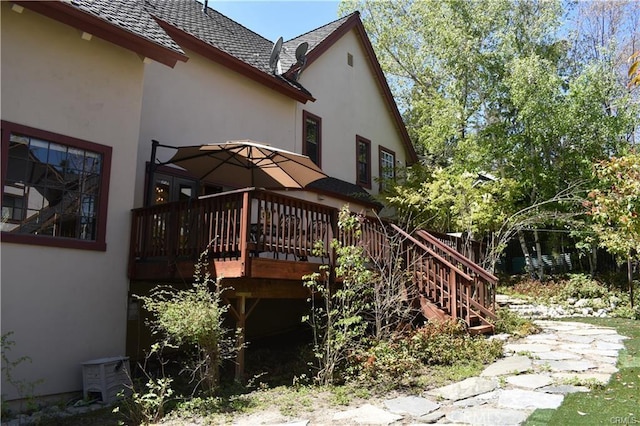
top-left (341, 0), bottom-right (639, 271)
top-left (587, 153), bottom-right (640, 259)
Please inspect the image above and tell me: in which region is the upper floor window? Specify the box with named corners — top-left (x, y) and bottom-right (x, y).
top-left (356, 135), bottom-right (371, 189)
top-left (1, 120), bottom-right (112, 250)
top-left (379, 146), bottom-right (396, 191)
top-left (303, 111), bottom-right (321, 167)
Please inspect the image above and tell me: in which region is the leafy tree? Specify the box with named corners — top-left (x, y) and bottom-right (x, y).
top-left (630, 51), bottom-right (640, 88)
top-left (343, 0), bottom-right (638, 277)
top-left (587, 153), bottom-right (640, 306)
top-left (303, 207), bottom-right (372, 385)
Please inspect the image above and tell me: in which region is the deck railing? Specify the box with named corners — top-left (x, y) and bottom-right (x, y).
top-left (129, 188), bottom-right (336, 273)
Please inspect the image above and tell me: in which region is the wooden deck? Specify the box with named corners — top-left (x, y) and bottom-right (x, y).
top-left (128, 188), bottom-right (497, 331)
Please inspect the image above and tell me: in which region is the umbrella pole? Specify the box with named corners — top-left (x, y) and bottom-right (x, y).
top-left (146, 140), bottom-right (159, 207)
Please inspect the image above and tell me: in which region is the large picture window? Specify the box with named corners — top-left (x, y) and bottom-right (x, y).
top-left (302, 110), bottom-right (321, 167)
top-left (1, 121), bottom-right (111, 250)
top-left (356, 135), bottom-right (371, 188)
top-left (379, 146), bottom-right (396, 191)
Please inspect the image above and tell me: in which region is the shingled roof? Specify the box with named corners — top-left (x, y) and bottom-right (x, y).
top-left (306, 177), bottom-right (382, 209)
top-left (15, 0), bottom-right (187, 67)
top-left (280, 14), bottom-right (354, 71)
top-left (69, 0), bottom-right (184, 53)
top-left (147, 0), bottom-right (273, 72)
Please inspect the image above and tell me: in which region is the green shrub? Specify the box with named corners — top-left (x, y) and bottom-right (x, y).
top-left (560, 274), bottom-right (610, 300)
top-left (137, 254), bottom-right (239, 397)
top-left (492, 308), bottom-right (540, 336)
top-left (410, 321), bottom-right (503, 365)
top-left (348, 320), bottom-right (503, 390)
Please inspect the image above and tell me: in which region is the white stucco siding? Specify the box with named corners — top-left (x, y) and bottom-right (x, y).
top-left (1, 4), bottom-right (144, 400)
top-left (135, 51), bottom-right (298, 206)
top-left (297, 30), bottom-right (409, 195)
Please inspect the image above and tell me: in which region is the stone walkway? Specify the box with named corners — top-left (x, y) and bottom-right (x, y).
top-left (2, 320), bottom-right (628, 426)
top-left (313, 319), bottom-right (627, 425)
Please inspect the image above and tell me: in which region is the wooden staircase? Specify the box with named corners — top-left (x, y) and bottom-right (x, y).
top-left (391, 225), bottom-right (497, 335)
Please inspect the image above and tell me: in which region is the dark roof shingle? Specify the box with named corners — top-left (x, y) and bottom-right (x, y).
top-left (306, 177), bottom-right (381, 208)
top-left (68, 0), bottom-right (184, 54)
top-left (147, 0), bottom-right (274, 72)
top-left (281, 14), bottom-right (354, 71)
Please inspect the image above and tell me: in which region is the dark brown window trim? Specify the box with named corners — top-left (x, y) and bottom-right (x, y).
top-left (1, 120), bottom-right (112, 251)
top-left (302, 110), bottom-right (322, 168)
top-left (356, 135), bottom-right (372, 189)
top-left (378, 145), bottom-right (396, 191)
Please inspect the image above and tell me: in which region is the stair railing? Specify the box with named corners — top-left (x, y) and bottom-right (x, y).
top-left (416, 230), bottom-right (497, 317)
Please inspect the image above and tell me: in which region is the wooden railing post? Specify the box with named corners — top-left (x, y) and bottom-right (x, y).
top-left (239, 191), bottom-right (251, 277)
top-left (167, 202), bottom-right (179, 269)
top-left (450, 271), bottom-right (457, 319)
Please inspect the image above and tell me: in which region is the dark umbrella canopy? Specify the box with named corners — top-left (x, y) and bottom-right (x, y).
top-left (167, 140), bottom-right (326, 189)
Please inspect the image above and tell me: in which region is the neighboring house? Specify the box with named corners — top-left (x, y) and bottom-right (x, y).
top-left (3, 0), bottom-right (494, 403)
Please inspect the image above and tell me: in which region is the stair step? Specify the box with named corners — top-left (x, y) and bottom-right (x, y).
top-left (468, 314), bottom-right (480, 326)
top-left (468, 324), bottom-right (494, 335)
top-left (419, 297), bottom-right (448, 321)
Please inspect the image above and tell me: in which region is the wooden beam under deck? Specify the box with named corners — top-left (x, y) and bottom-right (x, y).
top-left (130, 256), bottom-right (324, 283)
top-left (218, 277), bottom-right (311, 299)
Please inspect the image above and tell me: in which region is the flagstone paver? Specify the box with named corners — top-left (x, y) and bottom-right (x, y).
top-left (427, 377), bottom-right (498, 401)
top-left (498, 389), bottom-right (565, 410)
top-left (332, 404), bottom-right (402, 425)
top-left (538, 384), bottom-right (590, 394)
top-left (383, 396), bottom-right (439, 417)
top-left (506, 374), bottom-right (554, 389)
top-left (480, 355), bottom-right (532, 376)
top-left (446, 407), bottom-right (531, 425)
top-left (535, 351), bottom-right (581, 360)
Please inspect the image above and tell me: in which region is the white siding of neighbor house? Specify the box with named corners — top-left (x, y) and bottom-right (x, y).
top-left (0, 4), bottom-right (144, 400)
top-left (296, 29), bottom-right (409, 195)
top-left (135, 51), bottom-right (298, 207)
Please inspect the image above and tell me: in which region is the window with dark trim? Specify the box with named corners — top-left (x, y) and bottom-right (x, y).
top-left (1, 120), bottom-right (112, 251)
top-left (356, 135), bottom-right (371, 188)
top-left (303, 110), bottom-right (321, 167)
top-left (379, 146), bottom-right (396, 191)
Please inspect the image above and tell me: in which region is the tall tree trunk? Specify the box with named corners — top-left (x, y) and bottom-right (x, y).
top-left (534, 229), bottom-right (544, 280)
top-left (590, 246), bottom-right (598, 277)
top-left (518, 230), bottom-right (535, 277)
top-left (628, 255), bottom-right (634, 308)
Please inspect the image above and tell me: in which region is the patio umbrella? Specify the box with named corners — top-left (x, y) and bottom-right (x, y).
top-left (166, 140), bottom-right (326, 189)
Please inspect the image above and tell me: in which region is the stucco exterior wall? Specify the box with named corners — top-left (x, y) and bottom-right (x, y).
top-left (135, 51), bottom-right (298, 207)
top-left (1, 4), bottom-right (144, 400)
top-left (297, 30), bottom-right (410, 195)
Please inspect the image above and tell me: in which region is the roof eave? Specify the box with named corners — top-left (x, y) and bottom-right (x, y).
top-left (303, 13), bottom-right (418, 165)
top-left (154, 18), bottom-right (315, 104)
top-left (15, 1), bottom-right (188, 68)
top-left (303, 187), bottom-right (383, 211)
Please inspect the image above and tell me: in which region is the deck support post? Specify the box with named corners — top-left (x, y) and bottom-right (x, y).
top-left (235, 294), bottom-right (247, 382)
top-left (231, 293), bottom-right (259, 382)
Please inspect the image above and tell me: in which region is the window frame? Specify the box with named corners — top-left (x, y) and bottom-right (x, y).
top-left (356, 135), bottom-right (372, 189)
top-left (378, 146), bottom-right (396, 191)
top-left (1, 120), bottom-right (112, 251)
top-left (302, 110), bottom-right (322, 168)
